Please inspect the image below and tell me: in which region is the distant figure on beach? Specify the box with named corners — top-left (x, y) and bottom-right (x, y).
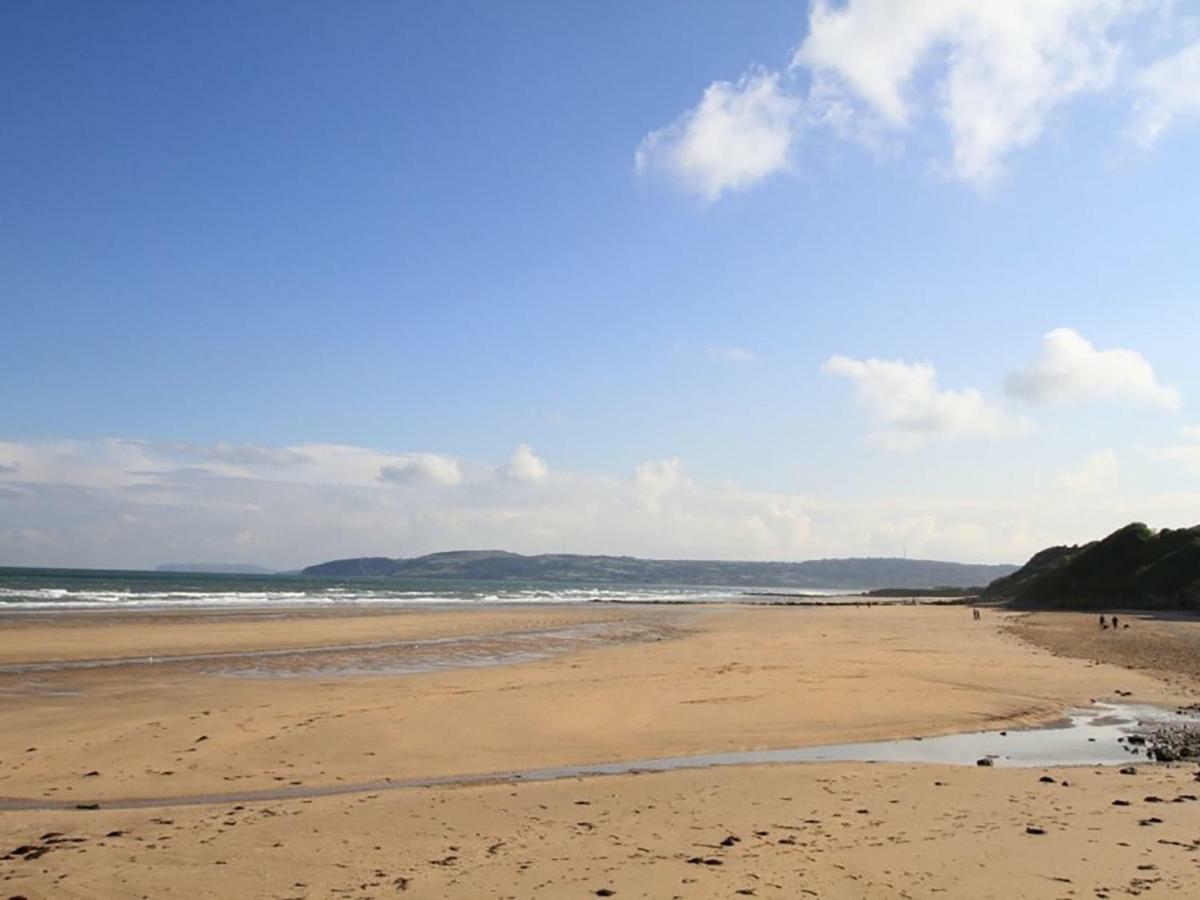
top-left (972, 607), bottom-right (981, 621)
top-left (1099, 615), bottom-right (1107, 630)
top-left (1112, 615), bottom-right (1119, 630)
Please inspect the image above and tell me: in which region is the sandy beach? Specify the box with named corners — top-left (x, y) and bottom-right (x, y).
top-left (2, 603), bottom-right (1198, 898)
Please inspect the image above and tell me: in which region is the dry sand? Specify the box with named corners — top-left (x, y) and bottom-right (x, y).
top-left (1, 603), bottom-right (1198, 898)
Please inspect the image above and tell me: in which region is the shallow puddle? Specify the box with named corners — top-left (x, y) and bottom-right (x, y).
top-left (1, 702), bottom-right (1195, 812)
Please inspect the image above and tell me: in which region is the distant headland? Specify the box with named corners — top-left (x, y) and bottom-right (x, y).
top-left (301, 550), bottom-right (1016, 590)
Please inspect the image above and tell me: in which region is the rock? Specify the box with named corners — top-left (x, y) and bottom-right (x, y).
top-left (1120, 767), bottom-right (1137, 775)
top-left (595, 890), bottom-right (616, 897)
top-left (976, 758), bottom-right (994, 767)
top-left (1144, 796), bottom-right (1163, 803)
top-left (74, 803), bottom-right (100, 810)
top-left (1039, 776), bottom-right (1056, 784)
top-left (1112, 800), bottom-right (1131, 806)
top-left (1026, 826), bottom-right (1046, 835)
top-left (1138, 817), bottom-right (1163, 826)
top-left (719, 835), bottom-right (740, 847)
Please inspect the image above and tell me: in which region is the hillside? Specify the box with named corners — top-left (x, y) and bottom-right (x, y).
top-left (301, 550), bottom-right (1015, 590)
top-left (983, 522), bottom-right (1200, 609)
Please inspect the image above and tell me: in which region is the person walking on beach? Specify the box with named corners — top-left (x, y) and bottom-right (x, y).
top-left (972, 607), bottom-right (981, 621)
top-left (1112, 615), bottom-right (1119, 630)
top-left (1099, 615), bottom-right (1107, 630)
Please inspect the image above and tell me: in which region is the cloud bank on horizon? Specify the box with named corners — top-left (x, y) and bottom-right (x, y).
top-left (637, 0), bottom-right (1200, 198)
top-left (0, 328), bottom-right (1190, 570)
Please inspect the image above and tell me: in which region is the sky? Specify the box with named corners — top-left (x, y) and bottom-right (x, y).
top-left (2, 0), bottom-right (1200, 569)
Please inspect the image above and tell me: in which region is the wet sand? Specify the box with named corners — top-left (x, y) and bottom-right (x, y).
top-left (2, 603), bottom-right (1199, 897)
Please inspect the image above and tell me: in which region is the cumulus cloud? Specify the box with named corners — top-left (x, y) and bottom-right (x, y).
top-left (635, 70), bottom-right (799, 201)
top-left (823, 354), bottom-right (1033, 450)
top-left (378, 453), bottom-right (462, 486)
top-left (637, 1), bottom-right (1200, 197)
top-left (706, 345), bottom-right (758, 363)
top-left (1128, 39), bottom-right (1200, 148)
top-left (1007, 327), bottom-right (1180, 409)
top-left (499, 444), bottom-right (549, 484)
top-left (1059, 449), bottom-right (1120, 490)
top-left (797, 0), bottom-right (1128, 186)
top-left (632, 458), bottom-right (686, 513)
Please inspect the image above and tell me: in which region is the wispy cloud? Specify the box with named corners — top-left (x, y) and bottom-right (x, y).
top-left (1149, 425), bottom-right (1200, 473)
top-left (1128, 39), bottom-right (1200, 148)
top-left (1059, 449), bottom-right (1120, 490)
top-left (706, 345), bottom-right (758, 363)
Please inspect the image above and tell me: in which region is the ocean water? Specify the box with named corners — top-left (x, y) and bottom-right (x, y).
top-left (0, 567), bottom-right (788, 612)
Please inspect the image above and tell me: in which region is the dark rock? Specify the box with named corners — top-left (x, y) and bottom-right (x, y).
top-left (1120, 767), bottom-right (1137, 775)
top-left (1112, 800), bottom-right (1131, 806)
top-left (1138, 817), bottom-right (1163, 826)
top-left (74, 803), bottom-right (100, 810)
top-left (719, 835), bottom-right (740, 847)
top-left (976, 758), bottom-right (994, 767)
top-left (1025, 826), bottom-right (1046, 835)
top-left (595, 890), bottom-right (616, 897)
top-left (1144, 796), bottom-right (1163, 803)
top-left (82, 771), bottom-right (99, 778)
top-left (1039, 776), bottom-right (1056, 783)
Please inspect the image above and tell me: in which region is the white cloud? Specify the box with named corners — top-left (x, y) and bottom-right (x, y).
top-left (1128, 39), bottom-right (1200, 147)
top-left (638, 0), bottom-right (1200, 198)
top-left (635, 70), bottom-right (799, 201)
top-left (4, 434), bottom-right (1199, 570)
top-left (500, 443), bottom-right (549, 484)
top-left (632, 457), bottom-right (686, 513)
top-left (1150, 425), bottom-right (1200, 473)
top-left (796, 0), bottom-right (1129, 186)
top-left (1007, 327), bottom-right (1180, 409)
top-left (1059, 449), bottom-right (1120, 490)
top-left (822, 354), bottom-right (1033, 450)
top-left (378, 453), bottom-right (463, 486)
top-left (706, 346), bottom-right (758, 363)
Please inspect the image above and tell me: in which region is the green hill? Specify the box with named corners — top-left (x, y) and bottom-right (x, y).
top-left (302, 550), bottom-right (1015, 590)
top-left (983, 522), bottom-right (1200, 609)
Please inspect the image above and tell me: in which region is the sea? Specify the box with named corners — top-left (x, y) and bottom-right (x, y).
top-left (0, 567), bottom-right (854, 613)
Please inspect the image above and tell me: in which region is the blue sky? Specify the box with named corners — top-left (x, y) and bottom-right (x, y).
top-left (2, 1), bottom-right (1199, 568)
